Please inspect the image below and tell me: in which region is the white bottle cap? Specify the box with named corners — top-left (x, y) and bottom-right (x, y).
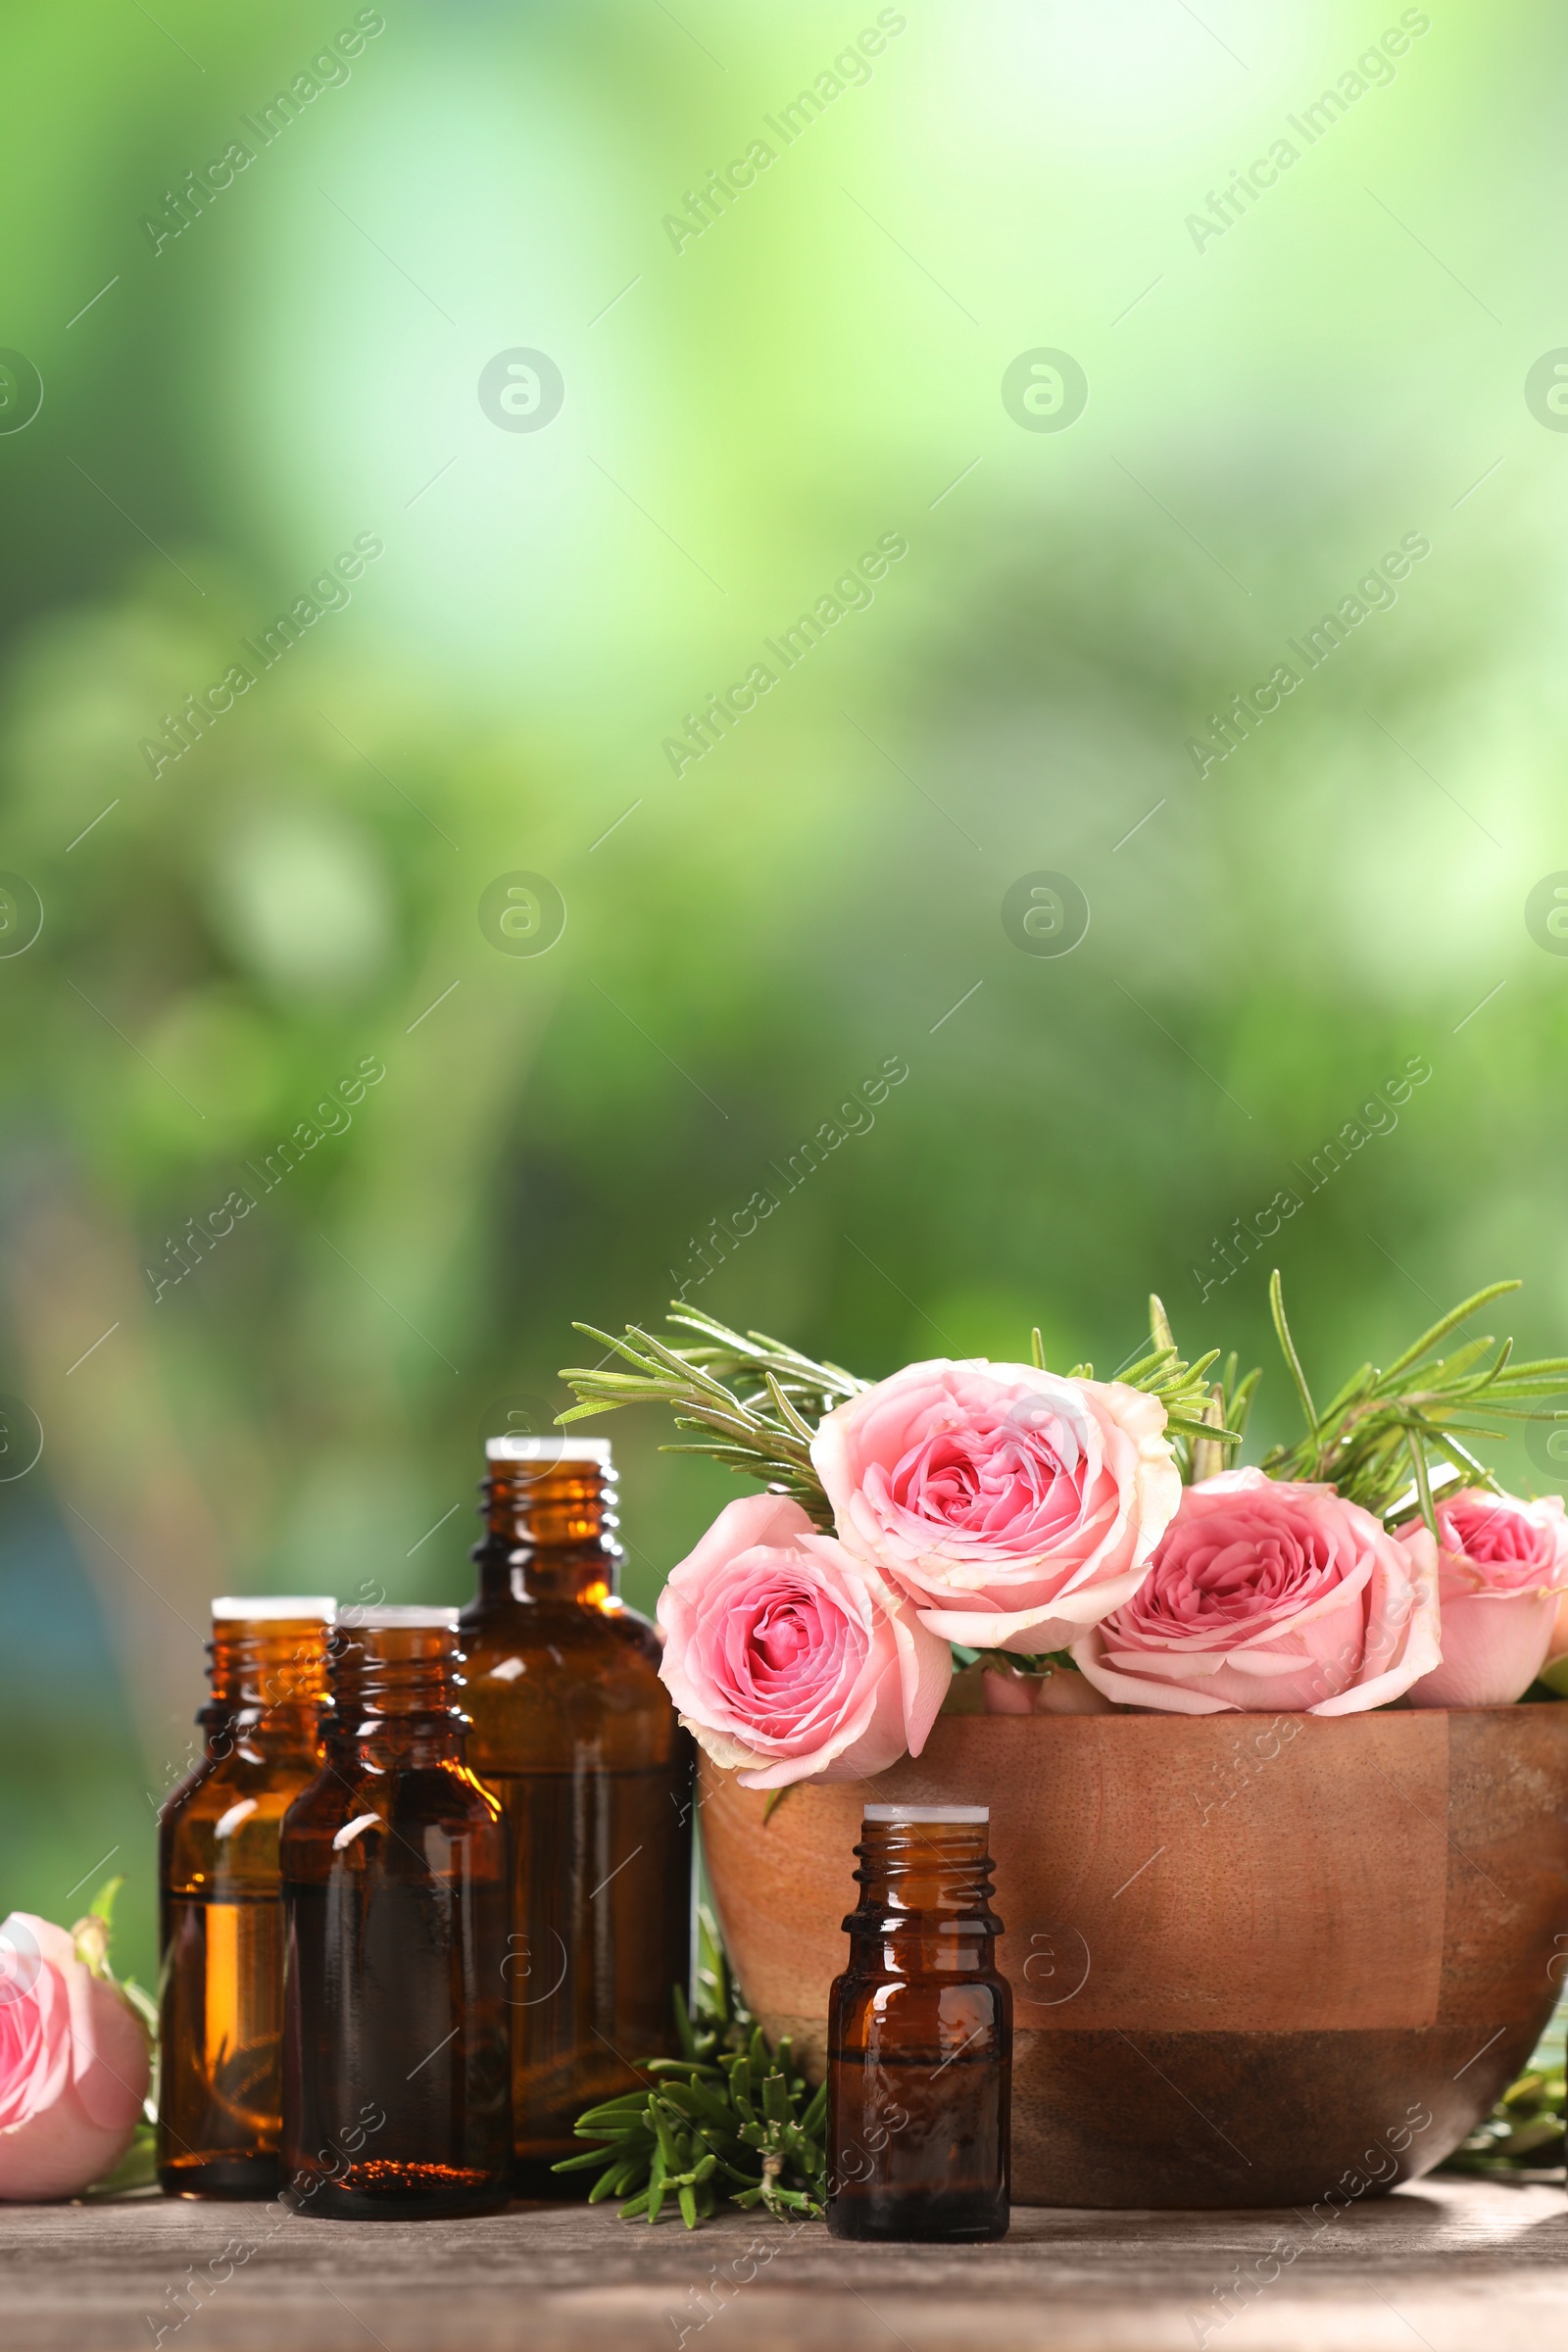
top-left (486, 1435), bottom-right (612, 1464)
top-left (337, 1606), bottom-right (460, 1630)
top-left (211, 1596), bottom-right (336, 1621)
top-left (862, 1804), bottom-right (990, 1823)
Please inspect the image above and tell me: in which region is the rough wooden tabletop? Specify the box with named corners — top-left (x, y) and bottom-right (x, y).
top-left (2, 2177), bottom-right (1562, 2352)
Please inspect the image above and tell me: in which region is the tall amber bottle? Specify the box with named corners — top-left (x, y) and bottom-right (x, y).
top-left (459, 1437), bottom-right (694, 2192)
top-left (827, 1804), bottom-right (1010, 2242)
top-left (278, 1607), bottom-right (512, 2219)
top-left (158, 1596), bottom-right (333, 2198)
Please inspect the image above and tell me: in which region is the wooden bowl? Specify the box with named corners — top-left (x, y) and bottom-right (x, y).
top-left (700, 1705), bottom-right (1568, 2207)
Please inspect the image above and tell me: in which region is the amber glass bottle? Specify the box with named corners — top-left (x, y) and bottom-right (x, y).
top-left (459, 1438), bottom-right (693, 2194)
top-left (279, 1607), bottom-right (511, 2219)
top-left (827, 1804), bottom-right (1010, 2242)
top-left (158, 1596), bottom-right (333, 2198)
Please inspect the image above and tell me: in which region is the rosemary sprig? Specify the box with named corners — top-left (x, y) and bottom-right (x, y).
top-left (1119, 1297), bottom-right (1250, 1480)
top-left (555, 1913), bottom-right (826, 2225)
top-left (1259, 1270), bottom-right (1568, 1530)
top-left (559, 1300), bottom-right (1237, 1510)
top-left (1440, 1990), bottom-right (1565, 2178)
top-left (1439, 2062), bottom-right (1565, 2177)
top-left (558, 1306), bottom-right (862, 1524)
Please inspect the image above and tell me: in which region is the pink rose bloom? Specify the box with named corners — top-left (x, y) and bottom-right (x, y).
top-left (0, 1914), bottom-right (149, 2201)
top-left (1400, 1488), bottom-right (1568, 1708)
top-left (809, 1359), bottom-right (1182, 1652)
top-left (1072, 1469), bottom-right (1441, 1715)
top-left (1544, 1591), bottom-right (1568, 1694)
top-left (657, 1493), bottom-right (951, 1790)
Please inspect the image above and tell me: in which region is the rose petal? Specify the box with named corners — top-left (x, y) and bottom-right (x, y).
top-left (811, 1360), bottom-right (1181, 1646)
top-left (657, 1493), bottom-right (952, 1789)
top-left (1073, 1473), bottom-right (1441, 1716)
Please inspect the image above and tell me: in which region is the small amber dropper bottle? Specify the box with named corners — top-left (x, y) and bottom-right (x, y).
top-left (827, 1803), bottom-right (1010, 2242)
top-left (459, 1437), bottom-right (694, 2193)
top-left (158, 1596), bottom-right (334, 2198)
top-left (279, 1606), bottom-right (512, 2219)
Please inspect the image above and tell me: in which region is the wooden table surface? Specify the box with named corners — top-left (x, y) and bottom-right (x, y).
top-left (2, 2177), bottom-right (1562, 2352)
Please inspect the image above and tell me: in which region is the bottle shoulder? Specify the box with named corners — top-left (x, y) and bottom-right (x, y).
top-left (280, 1752), bottom-right (505, 1872)
top-left (459, 1605), bottom-right (685, 1774)
top-left (461, 1592), bottom-right (661, 1652)
top-left (161, 1752), bottom-right (323, 1897)
top-left (281, 1749), bottom-right (503, 1835)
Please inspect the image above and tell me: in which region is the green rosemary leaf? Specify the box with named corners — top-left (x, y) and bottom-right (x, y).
top-left (764, 1373), bottom-right (818, 1445)
top-left (1375, 1281), bottom-right (1521, 1386)
top-left (1162, 1414), bottom-right (1244, 1445)
top-left (1269, 1268), bottom-right (1318, 1436)
top-left (1316, 1362), bottom-right (1376, 1426)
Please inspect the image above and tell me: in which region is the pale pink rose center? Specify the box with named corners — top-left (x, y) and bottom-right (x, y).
top-left (1122, 1509), bottom-right (1338, 1635)
top-left (890, 1414), bottom-right (1086, 1544)
top-left (717, 1575), bottom-right (861, 1733)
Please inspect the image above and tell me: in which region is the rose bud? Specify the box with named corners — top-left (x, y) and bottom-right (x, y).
top-left (810, 1359), bottom-right (1182, 1653)
top-left (656, 1493), bottom-right (951, 1789)
top-left (1400, 1488), bottom-right (1568, 1708)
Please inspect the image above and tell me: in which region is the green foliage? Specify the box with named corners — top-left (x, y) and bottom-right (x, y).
top-left (560, 1306), bottom-right (864, 1525)
top-left (559, 1298), bottom-right (1245, 1513)
top-left (1260, 1273), bottom-right (1568, 1529)
top-left (1441, 1994), bottom-right (1565, 2178)
top-left (1081, 1294), bottom-right (1245, 1460)
top-left (555, 1913), bottom-right (826, 2226)
top-left (1441, 2065), bottom-right (1565, 2177)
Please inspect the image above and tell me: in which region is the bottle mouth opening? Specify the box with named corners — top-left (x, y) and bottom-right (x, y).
top-left (211, 1595), bottom-right (336, 1621)
top-left (862, 1804), bottom-right (990, 1824)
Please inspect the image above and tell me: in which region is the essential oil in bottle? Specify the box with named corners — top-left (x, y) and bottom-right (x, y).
top-left (279, 1606), bottom-right (512, 2219)
top-left (459, 1437), bottom-right (694, 2195)
top-left (827, 1803), bottom-right (1010, 2243)
top-left (158, 1596), bottom-right (334, 2198)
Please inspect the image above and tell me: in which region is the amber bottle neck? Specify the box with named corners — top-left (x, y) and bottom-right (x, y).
top-left (201, 1618), bottom-right (330, 1753)
top-left (327, 1620), bottom-right (469, 1767)
top-left (471, 1460), bottom-right (621, 1605)
top-left (843, 1820), bottom-right (1002, 1976)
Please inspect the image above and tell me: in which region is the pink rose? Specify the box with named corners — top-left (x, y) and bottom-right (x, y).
top-left (656, 1493), bottom-right (951, 1789)
top-left (1544, 1590), bottom-right (1568, 1695)
top-left (809, 1359), bottom-right (1182, 1652)
top-left (1072, 1469), bottom-right (1441, 1715)
top-left (0, 1914), bottom-right (149, 2201)
top-left (1400, 1488), bottom-right (1568, 1709)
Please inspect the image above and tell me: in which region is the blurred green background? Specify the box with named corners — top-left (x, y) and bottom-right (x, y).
top-left (3, 0), bottom-right (1567, 1985)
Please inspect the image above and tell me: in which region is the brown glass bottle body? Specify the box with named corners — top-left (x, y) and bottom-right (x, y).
top-left (458, 1444), bottom-right (693, 2193)
top-left (158, 1603), bottom-right (332, 2199)
top-left (279, 1611), bottom-right (512, 2220)
top-left (826, 1809), bottom-right (1010, 2243)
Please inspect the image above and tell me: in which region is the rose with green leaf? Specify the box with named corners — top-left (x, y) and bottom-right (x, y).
top-left (0, 1881), bottom-right (154, 2202)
